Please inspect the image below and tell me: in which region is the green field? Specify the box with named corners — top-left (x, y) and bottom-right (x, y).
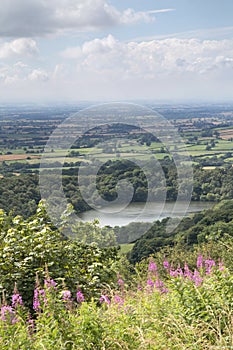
top-left (120, 243), bottom-right (134, 254)
top-left (1, 118), bottom-right (233, 171)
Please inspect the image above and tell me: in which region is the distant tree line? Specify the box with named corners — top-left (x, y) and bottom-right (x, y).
top-left (1, 159), bottom-right (233, 218)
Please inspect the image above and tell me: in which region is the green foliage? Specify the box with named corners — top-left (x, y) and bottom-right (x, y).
top-left (114, 222), bottom-right (152, 244)
top-left (0, 256), bottom-right (233, 349)
top-left (127, 219), bottom-right (175, 264)
top-left (60, 203), bottom-right (117, 247)
top-left (0, 174), bottom-right (40, 218)
top-left (128, 200), bottom-right (233, 264)
top-left (0, 202), bottom-right (119, 308)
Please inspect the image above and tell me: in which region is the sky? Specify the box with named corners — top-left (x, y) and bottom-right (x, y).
top-left (0, 0), bottom-right (233, 103)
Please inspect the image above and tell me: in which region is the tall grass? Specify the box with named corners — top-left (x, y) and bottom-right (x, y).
top-left (0, 255), bottom-right (232, 349)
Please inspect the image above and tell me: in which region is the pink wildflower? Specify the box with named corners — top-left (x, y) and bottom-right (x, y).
top-left (76, 291), bottom-right (85, 303)
top-left (12, 293), bottom-right (23, 308)
top-left (62, 290), bottom-right (71, 301)
top-left (148, 260), bottom-right (157, 272)
top-left (33, 288), bottom-right (40, 312)
top-left (33, 288), bottom-right (47, 311)
top-left (170, 266), bottom-right (183, 278)
top-left (155, 279), bottom-right (163, 289)
top-left (218, 260), bottom-right (225, 272)
top-left (118, 278), bottom-right (124, 287)
top-left (155, 279), bottom-right (168, 293)
top-left (100, 295), bottom-right (110, 305)
top-left (1, 305), bottom-right (17, 323)
top-left (205, 259), bottom-right (216, 275)
top-left (197, 255), bottom-right (203, 269)
top-left (44, 279), bottom-right (57, 290)
top-left (184, 262), bottom-right (192, 279)
top-left (147, 279), bottom-right (154, 288)
top-left (163, 260), bottom-right (170, 269)
top-left (193, 269), bottom-right (203, 287)
top-left (114, 295), bottom-right (124, 307)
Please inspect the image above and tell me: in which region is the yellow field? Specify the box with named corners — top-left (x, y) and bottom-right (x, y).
top-left (0, 154), bottom-right (40, 162)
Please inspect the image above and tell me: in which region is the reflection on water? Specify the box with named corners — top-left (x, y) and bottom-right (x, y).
top-left (79, 201), bottom-right (213, 227)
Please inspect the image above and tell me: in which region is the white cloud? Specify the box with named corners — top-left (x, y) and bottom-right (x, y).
top-left (120, 9), bottom-right (153, 25)
top-left (0, 63), bottom-right (49, 86)
top-left (54, 35), bottom-right (233, 101)
top-left (28, 69), bottom-right (49, 81)
top-left (0, 35), bottom-right (232, 102)
top-left (0, 38), bottom-right (38, 59)
top-left (131, 26), bottom-right (233, 43)
top-left (120, 8), bottom-right (173, 25)
top-left (53, 64), bottom-right (66, 79)
top-left (4, 75), bottom-right (19, 85)
top-left (62, 34), bottom-right (117, 58)
top-left (0, 63), bottom-right (24, 85)
top-left (14, 61), bottom-right (29, 69)
top-left (0, 0), bottom-right (170, 37)
top-left (0, 66), bottom-right (8, 81)
top-left (62, 36), bottom-right (233, 78)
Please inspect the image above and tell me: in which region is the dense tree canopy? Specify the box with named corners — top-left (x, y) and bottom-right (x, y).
top-left (127, 200), bottom-right (233, 264)
top-left (1, 160), bottom-right (233, 220)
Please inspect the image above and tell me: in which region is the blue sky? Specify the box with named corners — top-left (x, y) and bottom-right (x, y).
top-left (109, 0), bottom-right (233, 41)
top-left (0, 0), bottom-right (232, 102)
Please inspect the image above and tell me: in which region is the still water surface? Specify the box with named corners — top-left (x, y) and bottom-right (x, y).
top-left (79, 201), bottom-right (213, 227)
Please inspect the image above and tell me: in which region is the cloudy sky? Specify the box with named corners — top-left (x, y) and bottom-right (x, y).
top-left (0, 0), bottom-right (233, 103)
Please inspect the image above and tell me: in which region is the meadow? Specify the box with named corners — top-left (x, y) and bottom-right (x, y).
top-left (1, 254), bottom-right (232, 349)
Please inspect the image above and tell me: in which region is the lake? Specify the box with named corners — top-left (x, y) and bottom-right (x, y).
top-left (79, 201), bottom-right (213, 227)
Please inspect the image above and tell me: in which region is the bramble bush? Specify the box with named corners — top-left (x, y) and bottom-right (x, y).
top-left (0, 254), bottom-right (232, 349)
